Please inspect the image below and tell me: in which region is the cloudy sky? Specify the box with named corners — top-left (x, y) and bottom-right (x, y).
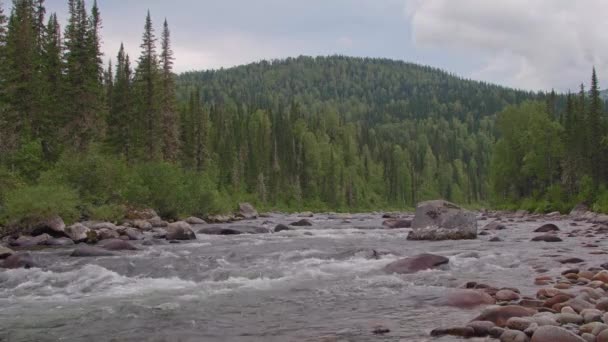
top-left (40, 0), bottom-right (608, 91)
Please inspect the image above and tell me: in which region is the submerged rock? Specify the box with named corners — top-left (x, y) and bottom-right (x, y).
top-left (531, 235), bottom-right (562, 242)
top-left (483, 221), bottom-right (507, 230)
top-left (70, 245), bottom-right (116, 257)
top-left (443, 290), bottom-right (496, 308)
top-left (2, 253), bottom-right (36, 269)
top-left (274, 224), bottom-right (291, 232)
top-left (290, 219), bottom-right (313, 227)
top-left (382, 219), bottom-right (412, 228)
top-left (384, 253), bottom-right (449, 274)
top-left (407, 200), bottom-right (477, 240)
top-left (97, 239), bottom-right (138, 251)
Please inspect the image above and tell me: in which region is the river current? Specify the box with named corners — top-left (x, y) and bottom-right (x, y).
top-left (0, 213), bottom-right (602, 341)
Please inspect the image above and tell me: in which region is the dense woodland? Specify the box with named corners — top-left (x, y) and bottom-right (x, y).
top-left (0, 0), bottom-right (604, 228)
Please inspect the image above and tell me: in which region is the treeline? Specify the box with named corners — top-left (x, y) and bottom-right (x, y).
top-left (0, 0), bottom-right (551, 228)
top-left (491, 69), bottom-right (608, 213)
top-left (177, 57), bottom-right (537, 209)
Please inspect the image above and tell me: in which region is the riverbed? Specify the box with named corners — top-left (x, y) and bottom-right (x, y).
top-left (0, 213), bottom-right (603, 341)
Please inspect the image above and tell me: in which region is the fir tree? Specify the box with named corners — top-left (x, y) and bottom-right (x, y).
top-left (160, 19), bottom-right (179, 161)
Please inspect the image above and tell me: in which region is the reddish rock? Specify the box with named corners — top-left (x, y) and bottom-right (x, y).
top-left (472, 305), bottom-right (536, 327)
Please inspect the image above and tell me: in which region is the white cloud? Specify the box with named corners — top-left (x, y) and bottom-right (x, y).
top-left (406, 0), bottom-right (608, 90)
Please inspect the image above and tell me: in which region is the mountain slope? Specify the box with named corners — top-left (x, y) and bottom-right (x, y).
top-left (175, 56), bottom-right (540, 208)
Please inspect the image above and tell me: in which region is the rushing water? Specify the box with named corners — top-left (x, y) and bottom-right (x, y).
top-left (0, 213), bottom-right (604, 341)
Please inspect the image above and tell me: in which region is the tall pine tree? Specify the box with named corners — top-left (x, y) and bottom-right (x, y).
top-left (160, 19), bottom-right (179, 161)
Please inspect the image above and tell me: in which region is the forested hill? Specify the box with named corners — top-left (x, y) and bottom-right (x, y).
top-left (175, 56), bottom-right (540, 209)
top-left (178, 56), bottom-right (536, 123)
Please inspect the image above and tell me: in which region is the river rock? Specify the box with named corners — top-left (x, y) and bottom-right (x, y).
top-left (290, 219), bottom-right (313, 227)
top-left (1, 253), bottom-right (36, 269)
top-left (430, 326), bottom-right (476, 338)
top-left (128, 219), bottom-right (152, 230)
top-left (185, 216), bottom-right (206, 225)
top-left (42, 237), bottom-right (75, 247)
top-left (124, 227), bottom-right (144, 240)
top-left (466, 321), bottom-right (496, 337)
top-left (97, 228), bottom-right (120, 240)
top-left (98, 239), bottom-right (137, 251)
top-left (444, 290), bottom-right (496, 308)
top-left (10, 234), bottom-right (51, 247)
top-left (500, 329), bottom-right (529, 342)
top-left (148, 216), bottom-right (168, 227)
top-left (0, 246), bottom-right (14, 258)
top-left (166, 221), bottom-right (196, 240)
top-left (534, 224), bottom-right (560, 233)
top-left (531, 235), bottom-right (562, 242)
top-left (70, 245), bottom-right (116, 257)
top-left (65, 223), bottom-right (90, 243)
top-left (497, 289), bottom-right (521, 302)
top-left (90, 222), bottom-right (118, 230)
top-left (30, 215), bottom-right (66, 237)
top-left (530, 326), bottom-right (586, 342)
top-left (238, 203), bottom-right (258, 219)
top-left (298, 211), bottom-right (314, 218)
top-left (556, 313), bottom-right (584, 325)
top-left (382, 219), bottom-right (412, 228)
top-left (559, 257), bottom-right (585, 264)
top-left (407, 200), bottom-right (477, 240)
top-left (506, 317), bottom-right (533, 331)
top-left (384, 253), bottom-right (449, 274)
top-left (274, 224), bottom-right (290, 232)
top-left (207, 214), bottom-right (233, 223)
top-left (598, 329), bottom-right (608, 342)
top-left (484, 221), bottom-right (507, 230)
top-left (472, 306), bottom-right (536, 327)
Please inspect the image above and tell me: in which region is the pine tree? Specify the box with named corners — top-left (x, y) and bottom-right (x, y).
top-left (134, 11), bottom-right (161, 159)
top-left (107, 44), bottom-right (134, 159)
top-left (158, 19), bottom-right (179, 161)
top-left (63, 0), bottom-right (104, 150)
top-left (39, 12), bottom-right (62, 159)
top-left (588, 68), bottom-right (605, 183)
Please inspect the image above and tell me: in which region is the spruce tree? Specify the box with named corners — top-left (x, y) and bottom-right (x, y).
top-left (134, 11), bottom-right (161, 160)
top-left (588, 68), bottom-right (605, 183)
top-left (160, 19), bottom-right (179, 161)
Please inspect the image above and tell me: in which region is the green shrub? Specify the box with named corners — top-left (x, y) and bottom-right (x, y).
top-left (87, 204), bottom-right (126, 222)
top-left (39, 149), bottom-right (133, 206)
top-left (2, 184), bottom-right (79, 226)
top-left (0, 166), bottom-right (23, 206)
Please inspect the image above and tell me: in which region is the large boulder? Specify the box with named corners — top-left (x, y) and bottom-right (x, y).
top-left (123, 228), bottom-right (144, 240)
top-left (384, 253), bottom-right (449, 274)
top-left (530, 326), bottom-right (586, 342)
top-left (2, 253), bottom-right (36, 269)
top-left (30, 215), bottom-right (66, 237)
top-left (65, 223), bottom-right (91, 243)
top-left (407, 200), bottom-right (477, 240)
top-left (166, 221), bottom-right (196, 240)
top-left (238, 203), bottom-right (258, 220)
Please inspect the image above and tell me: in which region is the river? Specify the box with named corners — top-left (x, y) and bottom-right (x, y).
top-left (0, 213), bottom-right (600, 341)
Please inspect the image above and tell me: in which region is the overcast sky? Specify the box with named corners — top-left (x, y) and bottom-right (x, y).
top-left (38, 0), bottom-right (608, 92)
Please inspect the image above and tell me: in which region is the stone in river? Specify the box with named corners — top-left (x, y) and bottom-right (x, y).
top-left (500, 329), bottom-right (529, 342)
top-left (70, 245), bottom-right (116, 257)
top-left (382, 219), bottom-right (412, 228)
top-left (165, 221), bottom-right (196, 240)
top-left (1, 253), bottom-right (37, 269)
top-left (430, 326), bottom-right (476, 338)
top-left (407, 200), bottom-right (477, 240)
top-left (274, 224), bottom-right (291, 232)
top-left (237, 203), bottom-right (259, 219)
top-left (384, 253), bottom-right (449, 274)
top-left (290, 219), bottom-right (313, 227)
top-left (534, 224), bottom-right (560, 233)
top-left (443, 290), bottom-right (496, 308)
top-left (558, 257), bottom-right (585, 264)
top-left (472, 306), bottom-right (536, 327)
top-left (531, 235), bottom-right (562, 242)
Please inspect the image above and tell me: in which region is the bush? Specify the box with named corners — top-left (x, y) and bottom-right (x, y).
top-left (39, 149), bottom-right (134, 206)
top-left (2, 184), bottom-right (79, 226)
top-left (86, 204), bottom-right (126, 222)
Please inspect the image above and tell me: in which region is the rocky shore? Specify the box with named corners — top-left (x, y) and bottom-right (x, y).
top-left (4, 199), bottom-right (608, 341)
